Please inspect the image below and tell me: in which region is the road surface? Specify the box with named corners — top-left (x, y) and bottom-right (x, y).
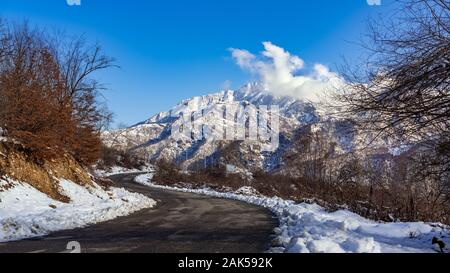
top-left (0, 173), bottom-right (277, 253)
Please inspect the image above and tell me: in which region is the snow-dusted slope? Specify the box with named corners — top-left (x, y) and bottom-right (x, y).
top-left (235, 83), bottom-right (320, 124)
top-left (0, 176), bottom-right (156, 242)
top-left (133, 83), bottom-right (319, 127)
top-left (103, 83), bottom-right (352, 172)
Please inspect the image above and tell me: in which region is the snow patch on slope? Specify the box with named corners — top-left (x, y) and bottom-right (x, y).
top-left (94, 165), bottom-right (154, 177)
top-left (0, 177), bottom-right (156, 242)
top-left (134, 173), bottom-right (449, 253)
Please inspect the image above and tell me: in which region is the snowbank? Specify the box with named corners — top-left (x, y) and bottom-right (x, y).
top-left (135, 173), bottom-right (449, 253)
top-left (94, 165), bottom-right (154, 177)
top-left (0, 177), bottom-right (156, 242)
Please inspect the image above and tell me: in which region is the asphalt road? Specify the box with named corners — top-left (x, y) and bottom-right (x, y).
top-left (0, 173), bottom-right (277, 253)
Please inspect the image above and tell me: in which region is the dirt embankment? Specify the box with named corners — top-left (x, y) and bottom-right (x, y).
top-left (0, 140), bottom-right (93, 202)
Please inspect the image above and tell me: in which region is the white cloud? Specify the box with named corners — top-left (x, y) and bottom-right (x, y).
top-left (230, 49), bottom-right (256, 71)
top-left (66, 0), bottom-right (81, 6)
top-left (230, 42), bottom-right (343, 102)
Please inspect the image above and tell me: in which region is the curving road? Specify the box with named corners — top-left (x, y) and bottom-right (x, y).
top-left (0, 173), bottom-right (277, 253)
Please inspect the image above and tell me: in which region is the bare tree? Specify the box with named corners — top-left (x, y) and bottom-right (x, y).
top-left (335, 0), bottom-right (449, 219)
top-left (337, 0), bottom-right (449, 145)
top-left (0, 20), bottom-right (115, 164)
top-left (0, 19), bottom-right (7, 60)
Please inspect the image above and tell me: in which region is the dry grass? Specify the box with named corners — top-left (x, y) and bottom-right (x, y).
top-left (0, 140), bottom-right (93, 202)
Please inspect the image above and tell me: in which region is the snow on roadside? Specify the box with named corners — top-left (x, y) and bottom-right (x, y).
top-left (0, 176), bottom-right (156, 242)
top-left (135, 173), bottom-right (449, 253)
top-left (94, 165), bottom-right (154, 177)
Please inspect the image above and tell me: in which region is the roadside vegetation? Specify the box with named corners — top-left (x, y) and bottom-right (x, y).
top-left (96, 145), bottom-right (147, 171)
top-left (0, 19), bottom-right (116, 197)
top-left (0, 20), bottom-right (113, 166)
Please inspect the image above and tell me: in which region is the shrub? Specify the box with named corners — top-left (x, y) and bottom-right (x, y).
top-left (0, 21), bottom-right (113, 165)
top-left (97, 145), bottom-right (146, 171)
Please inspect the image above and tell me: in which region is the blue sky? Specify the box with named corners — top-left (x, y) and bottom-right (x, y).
top-left (0, 0), bottom-right (391, 127)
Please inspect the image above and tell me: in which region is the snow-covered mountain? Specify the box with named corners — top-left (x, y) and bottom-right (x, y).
top-left (102, 83), bottom-right (355, 172)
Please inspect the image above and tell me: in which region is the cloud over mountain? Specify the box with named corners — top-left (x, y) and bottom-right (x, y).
top-left (230, 42), bottom-right (342, 102)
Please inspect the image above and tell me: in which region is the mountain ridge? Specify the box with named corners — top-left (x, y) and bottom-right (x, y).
top-left (102, 83), bottom-right (355, 173)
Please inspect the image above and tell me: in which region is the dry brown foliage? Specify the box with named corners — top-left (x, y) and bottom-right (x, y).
top-left (0, 21), bottom-right (113, 165)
